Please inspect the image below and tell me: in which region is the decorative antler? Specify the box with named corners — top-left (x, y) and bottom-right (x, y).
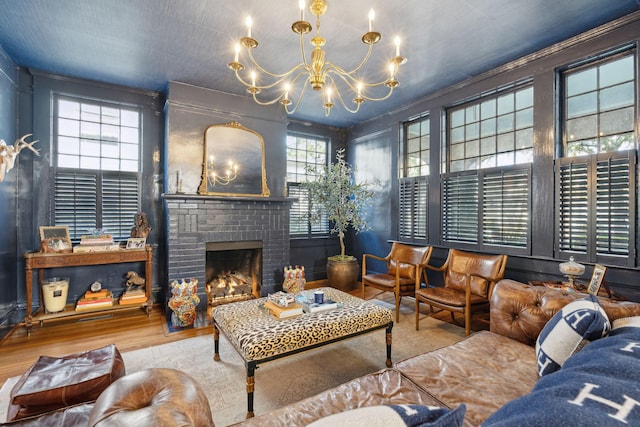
top-left (14, 134), bottom-right (41, 156)
top-left (0, 134), bottom-right (40, 182)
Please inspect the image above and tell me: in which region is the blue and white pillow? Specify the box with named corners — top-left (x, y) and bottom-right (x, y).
top-left (308, 404), bottom-right (466, 427)
top-left (535, 294), bottom-right (610, 376)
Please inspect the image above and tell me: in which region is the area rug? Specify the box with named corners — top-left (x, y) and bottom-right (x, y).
top-left (0, 301), bottom-right (465, 426)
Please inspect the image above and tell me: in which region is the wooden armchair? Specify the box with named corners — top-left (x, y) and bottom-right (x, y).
top-left (362, 243), bottom-right (433, 323)
top-left (415, 249), bottom-right (507, 336)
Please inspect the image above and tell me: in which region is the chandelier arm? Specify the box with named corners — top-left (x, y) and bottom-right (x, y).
top-left (325, 75), bottom-right (361, 114)
top-left (324, 42), bottom-right (374, 76)
top-left (327, 71), bottom-right (396, 102)
top-left (246, 48), bottom-right (305, 79)
top-left (250, 91), bottom-right (285, 106)
top-left (284, 76), bottom-right (311, 115)
top-left (249, 69), bottom-right (311, 107)
top-left (235, 64), bottom-right (306, 92)
top-left (360, 86), bottom-right (396, 102)
top-left (298, 31), bottom-right (310, 68)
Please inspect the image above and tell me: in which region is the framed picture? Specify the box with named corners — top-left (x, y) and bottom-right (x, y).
top-left (587, 264), bottom-right (607, 295)
top-left (126, 237), bottom-right (146, 250)
top-left (39, 226), bottom-right (72, 253)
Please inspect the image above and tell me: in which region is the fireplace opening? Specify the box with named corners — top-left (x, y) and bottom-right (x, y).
top-left (205, 240), bottom-right (262, 306)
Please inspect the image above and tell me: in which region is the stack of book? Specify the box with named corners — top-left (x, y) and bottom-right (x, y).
top-left (73, 234), bottom-right (120, 253)
top-left (75, 289), bottom-right (114, 311)
top-left (119, 289), bottom-right (147, 306)
top-left (301, 298), bottom-right (339, 314)
top-left (263, 300), bottom-right (303, 319)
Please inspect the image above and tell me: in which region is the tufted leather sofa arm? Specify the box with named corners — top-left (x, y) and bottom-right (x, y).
top-left (490, 279), bottom-right (640, 346)
top-left (87, 368), bottom-right (214, 427)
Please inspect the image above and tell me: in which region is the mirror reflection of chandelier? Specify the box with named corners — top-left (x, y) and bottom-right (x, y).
top-left (207, 155), bottom-right (239, 186)
top-left (227, 0), bottom-right (407, 116)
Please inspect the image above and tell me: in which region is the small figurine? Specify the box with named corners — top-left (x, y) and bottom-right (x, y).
top-left (125, 271), bottom-right (146, 292)
top-left (130, 212), bottom-right (152, 238)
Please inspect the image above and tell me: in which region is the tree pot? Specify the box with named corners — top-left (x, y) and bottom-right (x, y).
top-left (326, 258), bottom-right (359, 292)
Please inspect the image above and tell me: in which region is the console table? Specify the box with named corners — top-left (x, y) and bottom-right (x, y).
top-left (23, 245), bottom-right (153, 335)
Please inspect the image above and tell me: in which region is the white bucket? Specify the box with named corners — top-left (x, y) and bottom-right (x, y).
top-left (42, 277), bottom-right (69, 313)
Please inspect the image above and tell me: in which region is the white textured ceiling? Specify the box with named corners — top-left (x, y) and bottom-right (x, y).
top-left (0, 0), bottom-right (638, 127)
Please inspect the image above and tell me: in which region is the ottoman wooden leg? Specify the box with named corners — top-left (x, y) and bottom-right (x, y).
top-left (213, 321), bottom-right (220, 361)
top-left (385, 321), bottom-right (393, 367)
top-left (246, 362), bottom-right (256, 418)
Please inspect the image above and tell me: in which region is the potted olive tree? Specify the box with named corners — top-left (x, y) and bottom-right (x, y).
top-left (303, 148), bottom-right (376, 291)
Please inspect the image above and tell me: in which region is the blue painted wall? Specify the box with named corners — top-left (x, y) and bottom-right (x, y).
top-left (0, 45), bottom-right (19, 321)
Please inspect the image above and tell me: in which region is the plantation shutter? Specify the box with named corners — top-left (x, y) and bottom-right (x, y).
top-left (102, 173), bottom-right (140, 240)
top-left (557, 160), bottom-right (589, 254)
top-left (288, 183), bottom-right (328, 236)
top-left (54, 171), bottom-right (139, 241)
top-left (442, 173), bottom-right (479, 244)
top-left (398, 176), bottom-right (428, 242)
top-left (288, 184), bottom-right (309, 235)
top-left (556, 152), bottom-right (635, 264)
top-left (595, 155), bottom-right (633, 258)
top-left (54, 172), bottom-right (98, 240)
top-left (482, 167), bottom-right (530, 249)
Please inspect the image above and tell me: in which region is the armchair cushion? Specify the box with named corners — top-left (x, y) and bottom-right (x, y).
top-left (389, 260), bottom-right (417, 280)
top-left (415, 287), bottom-right (488, 308)
top-left (535, 294), bottom-right (610, 376)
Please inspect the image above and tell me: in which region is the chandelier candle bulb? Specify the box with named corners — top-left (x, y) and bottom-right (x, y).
top-left (368, 9), bottom-right (374, 32)
top-left (234, 43), bottom-right (240, 62)
top-left (251, 71), bottom-right (256, 87)
top-left (395, 36), bottom-right (401, 56)
top-left (246, 16), bottom-right (252, 38)
top-left (299, 0), bottom-right (305, 21)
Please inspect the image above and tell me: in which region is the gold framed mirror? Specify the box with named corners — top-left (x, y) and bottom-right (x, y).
top-left (198, 122), bottom-right (270, 196)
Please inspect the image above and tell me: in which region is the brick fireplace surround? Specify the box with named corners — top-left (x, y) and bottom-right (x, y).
top-left (164, 194), bottom-right (293, 307)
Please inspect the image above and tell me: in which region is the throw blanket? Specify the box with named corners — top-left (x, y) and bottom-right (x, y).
top-left (483, 317), bottom-right (640, 426)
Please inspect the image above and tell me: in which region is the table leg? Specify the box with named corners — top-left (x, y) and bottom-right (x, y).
top-left (212, 321), bottom-right (220, 361)
top-left (246, 362), bottom-right (256, 418)
top-left (385, 321), bottom-right (393, 368)
top-left (25, 265), bottom-right (33, 335)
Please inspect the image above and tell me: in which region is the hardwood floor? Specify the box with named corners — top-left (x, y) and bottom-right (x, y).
top-left (0, 306), bottom-right (210, 384)
top-left (0, 284), bottom-right (486, 385)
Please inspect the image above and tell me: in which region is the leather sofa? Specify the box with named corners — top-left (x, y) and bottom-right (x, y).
top-left (234, 279), bottom-right (640, 426)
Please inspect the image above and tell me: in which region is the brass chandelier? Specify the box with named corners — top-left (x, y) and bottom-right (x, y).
top-left (227, 0), bottom-right (407, 116)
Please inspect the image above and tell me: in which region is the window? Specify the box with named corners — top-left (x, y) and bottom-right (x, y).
top-left (557, 51), bottom-right (637, 265)
top-left (448, 86), bottom-right (533, 172)
top-left (399, 116), bottom-right (429, 242)
top-left (286, 134), bottom-right (329, 236)
top-left (53, 95), bottom-right (141, 241)
top-left (443, 86), bottom-right (533, 252)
